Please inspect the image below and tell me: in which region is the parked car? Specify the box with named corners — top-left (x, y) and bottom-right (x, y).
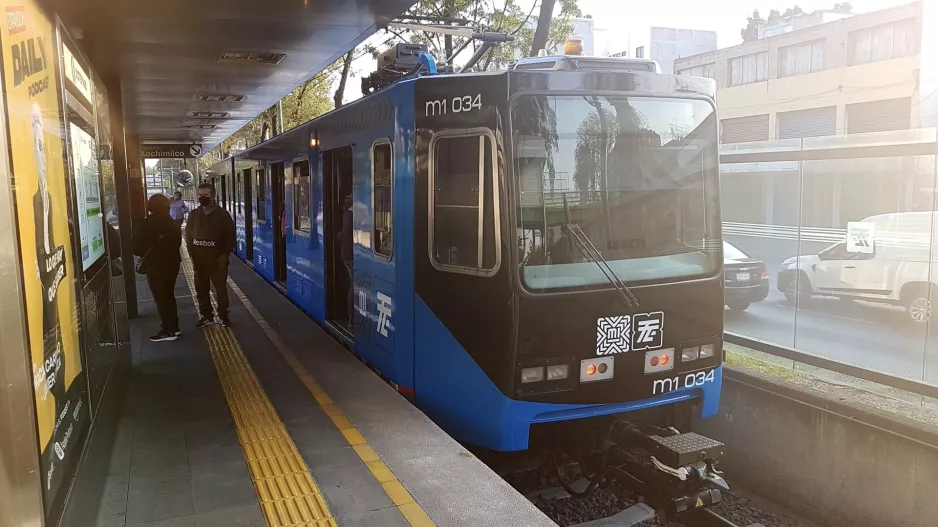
top-left (724, 241), bottom-right (769, 311)
top-left (776, 211), bottom-right (938, 324)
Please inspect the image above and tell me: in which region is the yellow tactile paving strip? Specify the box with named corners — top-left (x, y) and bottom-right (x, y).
top-left (181, 255), bottom-right (337, 527)
top-left (225, 277), bottom-right (436, 527)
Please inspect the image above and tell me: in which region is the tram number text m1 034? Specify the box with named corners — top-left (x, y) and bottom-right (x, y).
top-left (424, 95), bottom-right (483, 116)
top-left (652, 369), bottom-right (716, 396)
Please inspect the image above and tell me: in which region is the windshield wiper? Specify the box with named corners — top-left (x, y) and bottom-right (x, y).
top-left (561, 195), bottom-right (640, 308)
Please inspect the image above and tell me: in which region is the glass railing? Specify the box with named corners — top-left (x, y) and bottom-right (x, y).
top-left (720, 127), bottom-right (938, 394)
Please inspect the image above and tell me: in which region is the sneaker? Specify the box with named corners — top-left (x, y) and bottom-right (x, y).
top-left (149, 330), bottom-right (178, 342)
top-left (196, 317), bottom-right (215, 329)
top-left (173, 330), bottom-right (183, 337)
top-left (220, 318), bottom-right (232, 328)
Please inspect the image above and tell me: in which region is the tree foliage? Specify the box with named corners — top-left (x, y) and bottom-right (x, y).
top-left (742, 4), bottom-right (811, 42)
top-left (381, 0), bottom-right (583, 72)
top-left (833, 2), bottom-right (853, 13)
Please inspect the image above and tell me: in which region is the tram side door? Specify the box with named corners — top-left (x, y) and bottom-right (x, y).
top-left (413, 128), bottom-right (513, 399)
top-left (322, 146), bottom-right (354, 333)
top-left (271, 162), bottom-right (288, 284)
top-left (243, 167), bottom-right (254, 261)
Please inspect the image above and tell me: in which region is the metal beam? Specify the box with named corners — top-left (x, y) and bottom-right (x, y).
top-left (719, 141), bottom-right (938, 164)
top-left (387, 22), bottom-right (476, 38)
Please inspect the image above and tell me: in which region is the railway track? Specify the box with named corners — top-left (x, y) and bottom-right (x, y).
top-left (492, 454), bottom-right (778, 527)
top-left (677, 508), bottom-right (761, 527)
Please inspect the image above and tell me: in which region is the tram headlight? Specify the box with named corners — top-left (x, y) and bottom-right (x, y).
top-left (521, 367), bottom-right (545, 383)
top-left (699, 343), bottom-right (716, 359)
top-left (547, 364), bottom-right (569, 381)
top-left (681, 346), bottom-right (700, 362)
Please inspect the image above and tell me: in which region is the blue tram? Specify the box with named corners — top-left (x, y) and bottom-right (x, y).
top-left (202, 47), bottom-right (725, 458)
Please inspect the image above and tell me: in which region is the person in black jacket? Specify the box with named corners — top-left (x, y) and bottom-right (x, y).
top-left (134, 193), bottom-right (182, 342)
top-left (186, 182), bottom-right (236, 328)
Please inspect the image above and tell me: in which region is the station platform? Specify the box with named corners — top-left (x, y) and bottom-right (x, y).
top-left (90, 254), bottom-right (552, 527)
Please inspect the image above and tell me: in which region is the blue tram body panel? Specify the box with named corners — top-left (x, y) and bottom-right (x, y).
top-left (218, 66), bottom-right (724, 452)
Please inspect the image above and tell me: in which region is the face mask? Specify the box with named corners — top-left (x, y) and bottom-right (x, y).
top-left (199, 197), bottom-right (212, 207)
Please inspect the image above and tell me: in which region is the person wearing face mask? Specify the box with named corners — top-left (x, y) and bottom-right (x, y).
top-left (185, 182), bottom-right (236, 328)
top-left (133, 194), bottom-right (182, 341)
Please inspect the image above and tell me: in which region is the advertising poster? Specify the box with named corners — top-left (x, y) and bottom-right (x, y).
top-left (0, 0), bottom-right (88, 515)
top-left (70, 121), bottom-right (104, 270)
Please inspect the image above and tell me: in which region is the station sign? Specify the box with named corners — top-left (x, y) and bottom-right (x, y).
top-left (141, 143), bottom-right (203, 159)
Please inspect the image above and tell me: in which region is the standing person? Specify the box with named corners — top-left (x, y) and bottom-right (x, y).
top-left (170, 191), bottom-right (189, 230)
top-left (133, 194), bottom-right (182, 341)
top-left (186, 182), bottom-right (235, 328)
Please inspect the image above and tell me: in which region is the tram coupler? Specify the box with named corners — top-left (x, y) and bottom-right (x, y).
top-left (608, 422), bottom-right (729, 512)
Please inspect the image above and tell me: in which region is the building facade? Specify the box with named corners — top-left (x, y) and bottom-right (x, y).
top-left (675, 2), bottom-right (933, 232)
top-left (650, 26), bottom-right (717, 74)
top-left (675, 1), bottom-right (923, 144)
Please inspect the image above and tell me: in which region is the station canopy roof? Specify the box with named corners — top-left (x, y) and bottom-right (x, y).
top-left (50, 0), bottom-right (415, 150)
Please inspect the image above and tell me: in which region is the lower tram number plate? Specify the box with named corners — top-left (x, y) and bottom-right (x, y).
top-left (653, 369), bottom-right (716, 395)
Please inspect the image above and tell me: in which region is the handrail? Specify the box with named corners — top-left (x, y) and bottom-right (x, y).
top-left (723, 332), bottom-right (938, 401)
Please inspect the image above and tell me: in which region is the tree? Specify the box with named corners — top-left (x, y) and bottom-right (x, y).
top-left (334, 49), bottom-right (355, 109)
top-left (741, 5), bottom-right (810, 42)
top-left (382, 0), bottom-right (581, 72)
top-left (530, 0), bottom-right (556, 56)
top-left (833, 2), bottom-right (852, 13)
top-left (741, 9), bottom-right (765, 42)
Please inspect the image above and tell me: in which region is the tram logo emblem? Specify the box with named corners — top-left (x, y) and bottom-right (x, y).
top-left (376, 292), bottom-right (392, 338)
top-left (631, 312), bottom-right (664, 351)
top-left (596, 316), bottom-right (631, 355)
top-left (596, 312), bottom-right (665, 356)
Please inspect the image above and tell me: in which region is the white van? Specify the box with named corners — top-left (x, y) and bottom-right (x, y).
top-left (776, 211), bottom-right (938, 323)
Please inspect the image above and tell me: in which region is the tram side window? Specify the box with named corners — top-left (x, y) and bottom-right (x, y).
top-left (431, 133), bottom-right (498, 274)
top-left (257, 167), bottom-right (267, 222)
top-left (294, 159), bottom-right (311, 232)
top-left (373, 141), bottom-right (393, 259)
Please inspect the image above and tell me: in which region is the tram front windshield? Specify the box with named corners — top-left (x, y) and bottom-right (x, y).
top-left (512, 95), bottom-right (720, 291)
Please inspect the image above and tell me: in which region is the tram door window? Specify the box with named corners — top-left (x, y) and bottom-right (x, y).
top-left (372, 141), bottom-right (393, 259)
top-left (256, 167), bottom-right (267, 222)
top-left (271, 162), bottom-right (287, 284)
top-left (430, 133), bottom-right (499, 274)
top-left (243, 168), bottom-right (254, 261)
top-left (323, 146), bottom-right (355, 333)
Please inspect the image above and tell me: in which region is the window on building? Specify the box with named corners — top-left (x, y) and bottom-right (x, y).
top-left (256, 166), bottom-right (267, 222)
top-left (779, 40), bottom-right (825, 77)
top-left (728, 52), bottom-right (768, 86)
top-left (431, 132), bottom-right (499, 275)
top-left (849, 19), bottom-right (918, 66)
top-left (679, 63), bottom-right (716, 80)
top-left (372, 141), bottom-right (393, 259)
top-left (293, 159), bottom-right (311, 232)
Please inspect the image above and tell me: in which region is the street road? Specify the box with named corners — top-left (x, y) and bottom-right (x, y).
top-left (724, 234), bottom-right (938, 384)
